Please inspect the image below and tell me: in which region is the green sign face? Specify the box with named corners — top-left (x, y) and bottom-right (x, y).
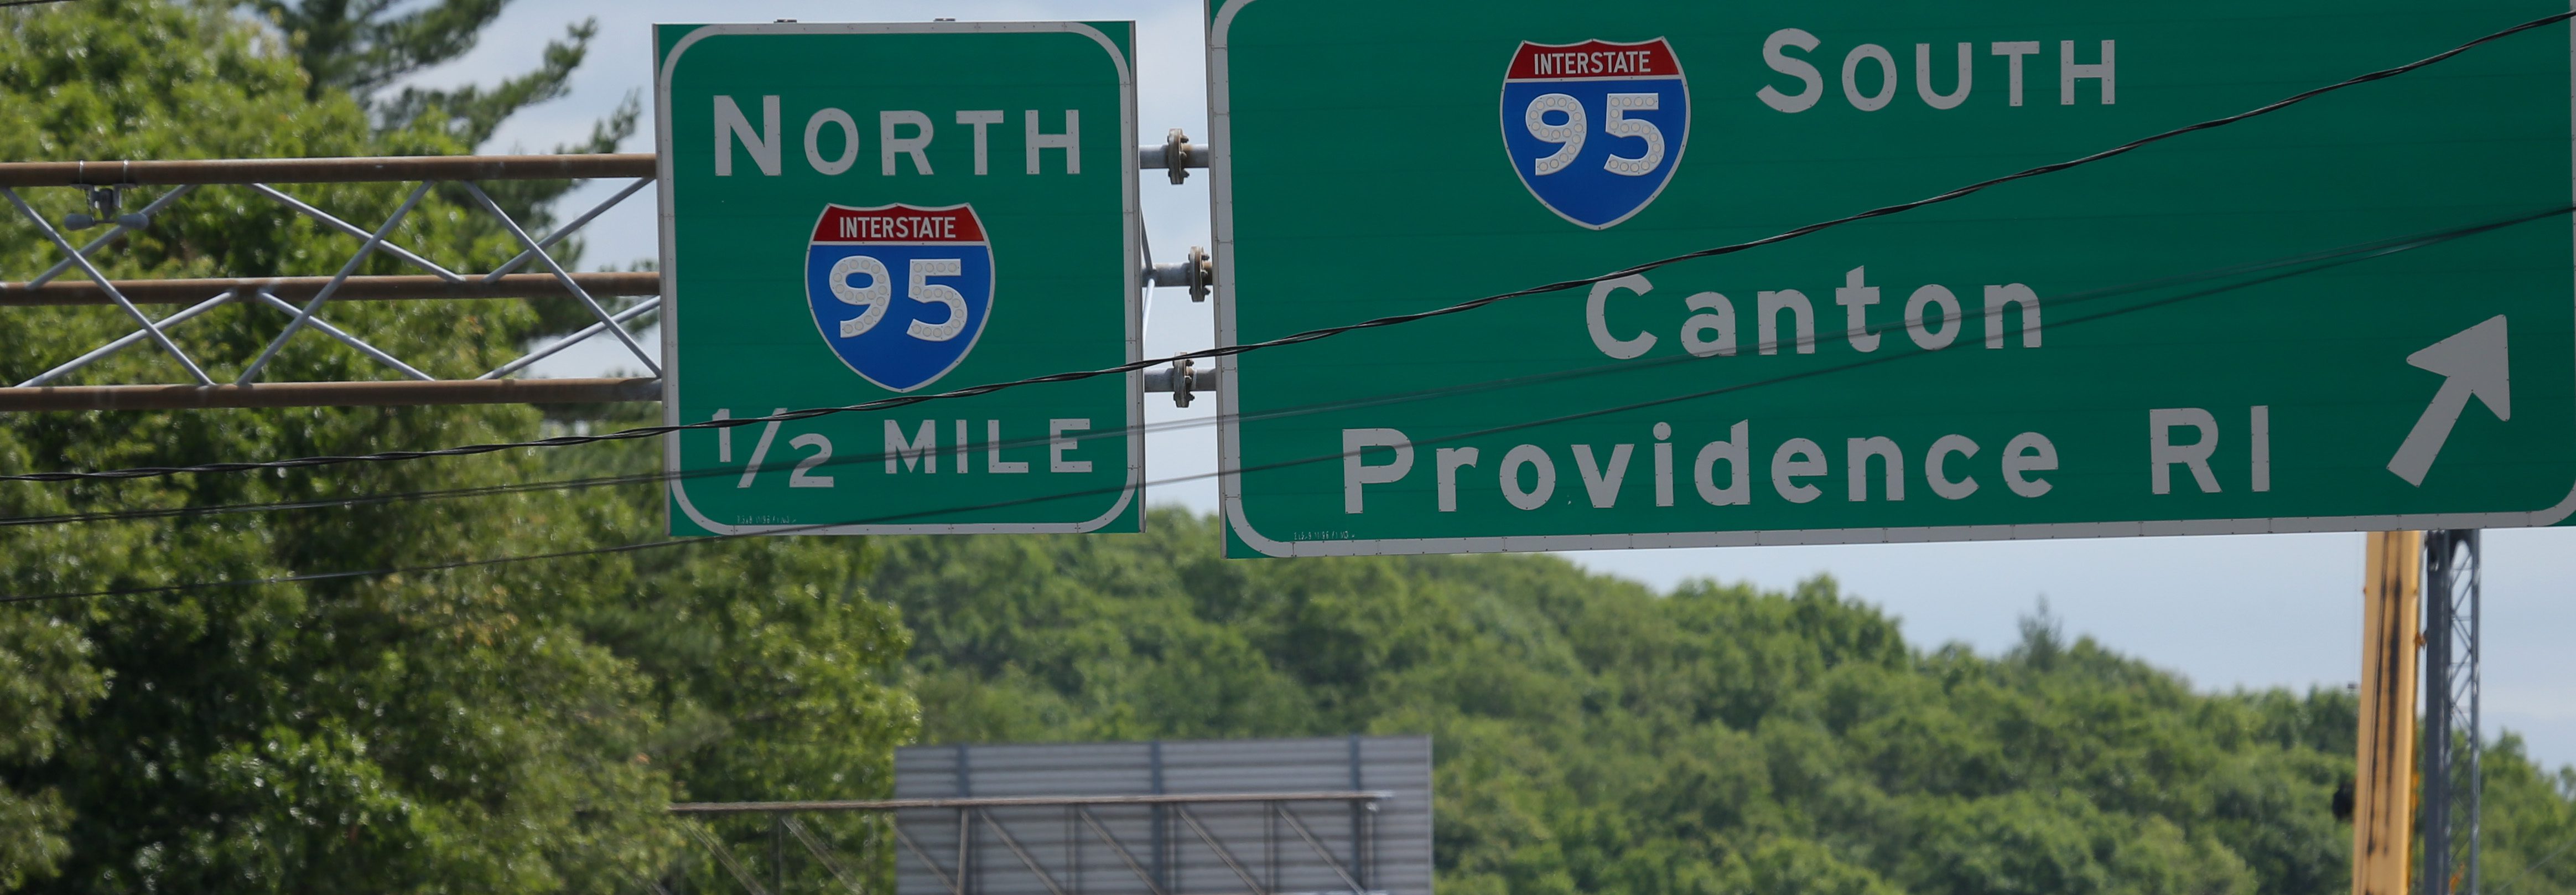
top-left (1208, 0), bottom-right (2576, 556)
top-left (656, 22), bottom-right (1141, 535)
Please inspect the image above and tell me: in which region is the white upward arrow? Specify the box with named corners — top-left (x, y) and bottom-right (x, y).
top-left (2387, 315), bottom-right (2511, 487)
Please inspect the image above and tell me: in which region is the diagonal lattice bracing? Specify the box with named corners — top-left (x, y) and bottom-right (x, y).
top-left (3, 187), bottom-right (214, 384)
top-left (248, 183), bottom-right (464, 282)
top-left (484, 177), bottom-right (653, 281)
top-left (2421, 530), bottom-right (2482, 895)
top-left (683, 817), bottom-right (777, 895)
top-left (982, 810), bottom-right (1074, 895)
top-left (15, 291), bottom-right (233, 387)
top-left (1177, 805), bottom-right (1269, 895)
top-left (236, 180), bottom-right (435, 384)
top-left (247, 291), bottom-right (430, 381)
top-left (20, 184), bottom-right (197, 288)
top-left (460, 181), bottom-right (659, 375)
top-left (481, 296), bottom-right (658, 380)
top-left (0, 153), bottom-right (678, 408)
top-left (668, 791), bottom-right (1391, 895)
top-left (784, 815), bottom-right (870, 895)
top-left (1074, 806), bottom-right (1167, 895)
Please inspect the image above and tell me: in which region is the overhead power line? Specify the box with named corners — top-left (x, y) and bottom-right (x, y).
top-left (1, 205), bottom-right (2552, 531)
top-left (2492, 829), bottom-right (2576, 895)
top-left (4, 201), bottom-right (2556, 606)
top-left (4, 7), bottom-right (2567, 485)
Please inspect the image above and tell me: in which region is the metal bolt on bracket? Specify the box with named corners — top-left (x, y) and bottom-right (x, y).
top-left (1171, 358), bottom-right (1198, 408)
top-left (63, 185), bottom-right (144, 231)
top-left (1146, 245), bottom-right (1213, 302)
top-left (1136, 128), bottom-right (1209, 184)
top-left (1142, 358), bottom-right (1218, 408)
top-left (1186, 246), bottom-right (1210, 302)
top-left (1162, 128), bottom-right (1192, 184)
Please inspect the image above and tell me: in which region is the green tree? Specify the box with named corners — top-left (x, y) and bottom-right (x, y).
top-left (532, 408), bottom-right (922, 892)
top-left (0, 599), bottom-right (104, 888)
top-left (868, 508), bottom-right (2576, 895)
top-left (0, 1), bottom-right (911, 891)
top-left (250, 0), bottom-right (615, 147)
top-left (248, 0), bottom-right (643, 334)
top-left (2482, 735), bottom-right (2576, 895)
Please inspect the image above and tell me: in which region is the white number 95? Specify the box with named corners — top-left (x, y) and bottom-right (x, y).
top-left (1524, 92), bottom-right (1663, 177)
top-left (828, 255), bottom-right (968, 342)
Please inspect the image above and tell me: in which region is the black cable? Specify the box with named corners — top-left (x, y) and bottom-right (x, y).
top-left (2492, 829), bottom-right (2576, 895)
top-left (6, 205), bottom-right (2546, 529)
top-left (8, 201), bottom-right (2553, 606)
top-left (0, 0), bottom-right (80, 7)
top-left (7, 6), bottom-right (2566, 485)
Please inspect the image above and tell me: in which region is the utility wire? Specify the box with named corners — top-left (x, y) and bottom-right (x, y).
top-left (3, 205), bottom-right (2549, 530)
top-left (6, 202), bottom-right (2553, 606)
top-left (2493, 827), bottom-right (2576, 895)
top-left (6, 7), bottom-right (2567, 485)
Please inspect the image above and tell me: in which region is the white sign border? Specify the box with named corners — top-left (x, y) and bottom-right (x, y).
top-left (657, 20), bottom-right (1144, 536)
top-left (1206, 0), bottom-right (2576, 557)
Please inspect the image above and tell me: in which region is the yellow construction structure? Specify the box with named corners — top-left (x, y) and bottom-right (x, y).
top-left (2354, 530), bottom-right (2423, 895)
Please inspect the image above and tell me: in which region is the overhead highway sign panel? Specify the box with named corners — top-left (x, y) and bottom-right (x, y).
top-left (656, 21), bottom-right (1141, 535)
top-left (1207, 0), bottom-right (2576, 556)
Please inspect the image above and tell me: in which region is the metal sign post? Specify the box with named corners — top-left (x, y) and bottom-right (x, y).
top-left (2422, 529), bottom-right (2484, 895)
top-left (1206, 0), bottom-right (2575, 556)
top-left (655, 22), bottom-right (1144, 535)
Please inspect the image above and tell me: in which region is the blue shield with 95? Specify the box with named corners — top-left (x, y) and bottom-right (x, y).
top-left (804, 203), bottom-right (995, 392)
top-left (1500, 38), bottom-right (1690, 230)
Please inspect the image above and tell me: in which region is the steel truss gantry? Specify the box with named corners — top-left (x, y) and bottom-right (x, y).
top-left (0, 153), bottom-right (661, 409)
top-left (0, 134), bottom-right (1214, 412)
top-left (663, 791), bottom-right (1389, 895)
top-left (2422, 529), bottom-right (2483, 895)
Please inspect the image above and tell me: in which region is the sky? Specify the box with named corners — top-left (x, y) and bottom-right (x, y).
top-left (406, 0), bottom-right (2576, 770)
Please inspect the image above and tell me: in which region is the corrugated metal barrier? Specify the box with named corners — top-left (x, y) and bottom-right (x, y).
top-left (892, 736), bottom-right (1432, 895)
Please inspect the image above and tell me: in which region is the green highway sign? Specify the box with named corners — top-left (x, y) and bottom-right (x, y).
top-left (656, 22), bottom-right (1141, 535)
top-left (1207, 0), bottom-right (2576, 556)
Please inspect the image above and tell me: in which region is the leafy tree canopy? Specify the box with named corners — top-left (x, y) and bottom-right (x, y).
top-left (872, 509), bottom-right (2576, 895)
top-left (247, 0), bottom-right (621, 149)
top-left (2, 2), bottom-right (2571, 894)
top-left (0, 1), bottom-right (908, 891)
top-left (245, 0), bottom-right (645, 338)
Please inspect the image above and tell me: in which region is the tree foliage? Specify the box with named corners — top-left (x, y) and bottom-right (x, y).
top-left (0, 1), bottom-right (908, 891)
top-left (247, 0), bottom-right (644, 337)
top-left (248, 0), bottom-right (609, 146)
top-left (872, 509), bottom-right (2576, 895)
top-left (3, 2), bottom-right (2574, 893)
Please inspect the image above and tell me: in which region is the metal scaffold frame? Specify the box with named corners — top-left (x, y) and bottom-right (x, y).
top-left (2423, 529), bottom-right (2484, 895)
top-left (664, 791), bottom-right (1389, 895)
top-left (0, 140), bottom-right (1213, 412)
top-left (0, 154), bottom-right (662, 410)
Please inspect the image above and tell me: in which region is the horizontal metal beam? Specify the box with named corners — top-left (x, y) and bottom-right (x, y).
top-left (1136, 143), bottom-right (1211, 170)
top-left (0, 154), bottom-right (656, 187)
top-left (0, 377), bottom-right (658, 411)
top-left (1, 272), bottom-right (661, 306)
top-left (668, 790), bottom-right (1396, 815)
top-left (1142, 366), bottom-right (1220, 394)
